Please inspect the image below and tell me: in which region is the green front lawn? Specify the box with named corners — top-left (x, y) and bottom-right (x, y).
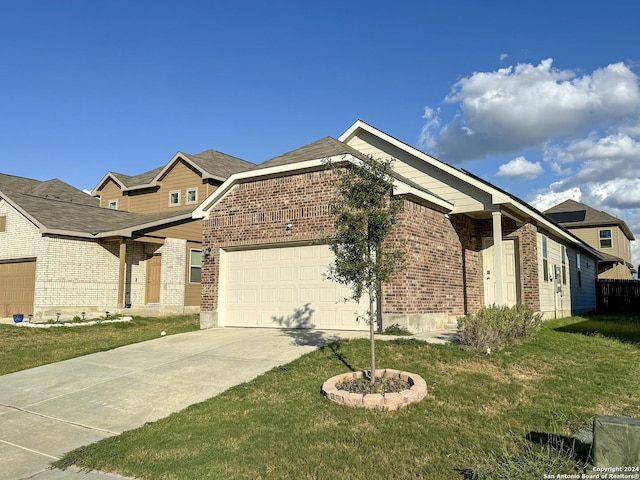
top-left (54, 314), bottom-right (640, 479)
top-left (0, 315), bottom-right (199, 375)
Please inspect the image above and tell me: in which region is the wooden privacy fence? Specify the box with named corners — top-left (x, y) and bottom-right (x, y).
top-left (596, 279), bottom-right (640, 312)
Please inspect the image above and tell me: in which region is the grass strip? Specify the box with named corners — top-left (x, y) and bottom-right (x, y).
top-left (0, 315), bottom-right (199, 375)
top-left (54, 315), bottom-right (640, 479)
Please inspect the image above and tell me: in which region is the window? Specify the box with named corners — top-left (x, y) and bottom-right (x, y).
top-left (542, 235), bottom-right (549, 282)
top-left (108, 200), bottom-right (118, 210)
top-left (186, 188), bottom-right (198, 204)
top-left (189, 249), bottom-right (202, 283)
top-left (561, 246), bottom-right (567, 285)
top-left (0, 215), bottom-right (6, 232)
top-left (577, 253), bottom-right (582, 288)
top-left (169, 191), bottom-right (180, 206)
top-left (599, 229), bottom-right (612, 249)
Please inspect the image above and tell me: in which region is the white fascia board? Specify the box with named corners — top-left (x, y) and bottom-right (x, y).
top-left (392, 181), bottom-right (453, 212)
top-left (341, 120), bottom-right (601, 258)
top-left (193, 154), bottom-right (353, 219)
top-left (341, 120), bottom-right (517, 205)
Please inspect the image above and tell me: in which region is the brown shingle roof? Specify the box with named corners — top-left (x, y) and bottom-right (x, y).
top-left (106, 150), bottom-right (254, 190)
top-left (247, 136), bottom-right (444, 201)
top-left (183, 150), bottom-right (254, 180)
top-left (250, 137), bottom-right (370, 171)
top-left (544, 199), bottom-right (635, 240)
top-left (0, 173), bottom-right (193, 237)
top-left (0, 173), bottom-right (98, 207)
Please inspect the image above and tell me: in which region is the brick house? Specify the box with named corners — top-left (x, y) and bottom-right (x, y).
top-left (194, 121), bottom-right (602, 332)
top-left (0, 149), bottom-right (252, 319)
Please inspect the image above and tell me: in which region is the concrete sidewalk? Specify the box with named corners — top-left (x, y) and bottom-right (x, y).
top-left (0, 327), bottom-right (456, 479)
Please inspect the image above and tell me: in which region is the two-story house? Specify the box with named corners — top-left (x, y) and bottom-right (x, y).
top-left (0, 150), bottom-right (252, 319)
top-left (544, 199), bottom-right (636, 280)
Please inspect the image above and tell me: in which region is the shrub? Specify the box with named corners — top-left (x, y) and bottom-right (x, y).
top-left (380, 323), bottom-right (412, 336)
top-left (457, 304), bottom-right (543, 350)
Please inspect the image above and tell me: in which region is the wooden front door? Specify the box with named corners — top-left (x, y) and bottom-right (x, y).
top-left (146, 255), bottom-right (161, 304)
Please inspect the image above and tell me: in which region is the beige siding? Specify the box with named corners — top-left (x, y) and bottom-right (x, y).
top-left (184, 241), bottom-right (202, 306)
top-left (571, 226), bottom-right (632, 263)
top-left (599, 262), bottom-right (633, 280)
top-left (98, 179), bottom-right (127, 210)
top-left (538, 232), bottom-right (572, 318)
top-left (345, 131), bottom-right (491, 213)
top-left (124, 160), bottom-right (204, 213)
top-left (127, 187), bottom-right (161, 213)
top-left (146, 220), bottom-right (203, 242)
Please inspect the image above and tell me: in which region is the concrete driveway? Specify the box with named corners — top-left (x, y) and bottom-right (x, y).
top-left (0, 326), bottom-right (455, 479)
top-left (0, 327), bottom-right (370, 480)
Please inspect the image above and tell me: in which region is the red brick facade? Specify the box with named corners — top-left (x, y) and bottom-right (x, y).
top-left (201, 168), bottom-right (541, 327)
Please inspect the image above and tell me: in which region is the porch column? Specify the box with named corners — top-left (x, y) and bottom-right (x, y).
top-left (117, 238), bottom-right (127, 308)
top-left (492, 211), bottom-right (505, 305)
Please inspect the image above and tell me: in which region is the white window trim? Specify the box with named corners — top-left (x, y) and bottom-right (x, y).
top-left (542, 235), bottom-right (550, 282)
top-left (169, 190), bottom-right (181, 207)
top-left (108, 200), bottom-right (118, 210)
top-left (189, 249), bottom-right (202, 283)
top-left (599, 228), bottom-right (612, 249)
top-left (186, 188), bottom-right (198, 205)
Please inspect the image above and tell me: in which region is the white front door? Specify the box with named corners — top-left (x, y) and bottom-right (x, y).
top-left (482, 238), bottom-right (519, 306)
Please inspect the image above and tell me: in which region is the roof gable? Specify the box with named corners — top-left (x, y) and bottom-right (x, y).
top-left (93, 150), bottom-right (253, 195)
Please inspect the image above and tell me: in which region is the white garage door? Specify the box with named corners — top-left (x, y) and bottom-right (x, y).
top-left (220, 244), bottom-right (368, 330)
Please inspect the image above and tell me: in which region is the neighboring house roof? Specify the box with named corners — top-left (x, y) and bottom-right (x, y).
top-left (544, 199), bottom-right (635, 241)
top-left (0, 173), bottom-right (193, 239)
top-left (0, 173), bottom-right (99, 207)
top-left (93, 150), bottom-right (254, 194)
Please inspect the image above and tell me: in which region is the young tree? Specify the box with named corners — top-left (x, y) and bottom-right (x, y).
top-left (325, 155), bottom-right (404, 383)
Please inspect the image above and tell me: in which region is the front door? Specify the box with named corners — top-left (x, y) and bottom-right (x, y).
top-left (482, 238), bottom-right (519, 306)
top-left (146, 255), bottom-right (161, 304)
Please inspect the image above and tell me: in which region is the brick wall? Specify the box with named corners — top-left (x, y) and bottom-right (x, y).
top-left (0, 200), bottom-right (40, 260)
top-left (35, 236), bottom-right (121, 317)
top-left (201, 170), bottom-right (486, 330)
top-left (202, 170), bottom-right (338, 312)
top-left (382, 204), bottom-right (481, 318)
top-left (158, 237), bottom-right (187, 311)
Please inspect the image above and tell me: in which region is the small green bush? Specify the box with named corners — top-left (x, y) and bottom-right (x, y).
top-left (380, 323), bottom-right (412, 336)
top-left (457, 304), bottom-right (543, 350)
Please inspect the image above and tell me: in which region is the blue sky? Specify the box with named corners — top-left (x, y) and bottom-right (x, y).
top-left (2, 1), bottom-right (639, 267)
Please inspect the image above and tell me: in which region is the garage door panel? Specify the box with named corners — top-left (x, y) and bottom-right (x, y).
top-left (221, 245), bottom-right (367, 330)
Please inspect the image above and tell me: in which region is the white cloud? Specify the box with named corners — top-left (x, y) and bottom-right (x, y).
top-left (499, 53), bottom-right (508, 61)
top-left (496, 156), bottom-right (543, 180)
top-left (528, 186), bottom-right (582, 212)
top-left (420, 59), bottom-right (640, 162)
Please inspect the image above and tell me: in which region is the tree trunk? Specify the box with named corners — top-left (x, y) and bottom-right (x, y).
top-left (369, 289), bottom-right (376, 384)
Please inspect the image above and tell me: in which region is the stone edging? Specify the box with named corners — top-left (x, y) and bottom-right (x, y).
top-left (321, 369), bottom-right (428, 411)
